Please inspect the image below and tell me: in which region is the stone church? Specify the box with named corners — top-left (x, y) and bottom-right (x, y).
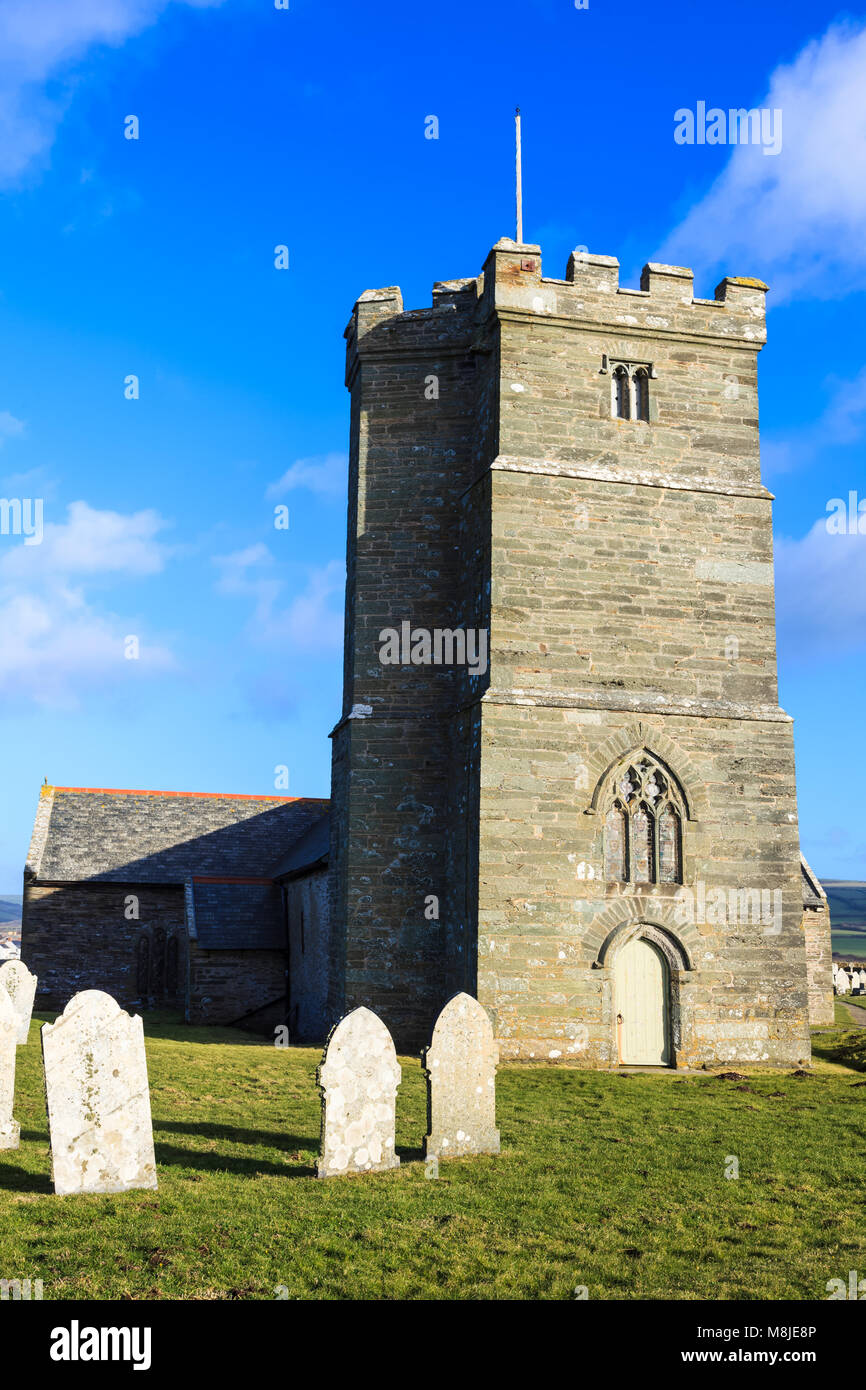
top-left (22, 237), bottom-right (835, 1067)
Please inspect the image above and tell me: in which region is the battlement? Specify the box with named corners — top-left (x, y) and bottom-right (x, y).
top-left (346, 238), bottom-right (768, 369)
top-left (480, 239), bottom-right (767, 342)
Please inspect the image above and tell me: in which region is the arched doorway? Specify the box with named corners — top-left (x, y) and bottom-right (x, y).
top-left (615, 935), bottom-right (671, 1065)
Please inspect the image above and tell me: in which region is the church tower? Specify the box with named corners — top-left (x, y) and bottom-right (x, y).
top-left (329, 237), bottom-right (823, 1066)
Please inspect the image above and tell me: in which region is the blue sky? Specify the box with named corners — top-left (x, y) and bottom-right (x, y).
top-left (1, 0), bottom-right (865, 887)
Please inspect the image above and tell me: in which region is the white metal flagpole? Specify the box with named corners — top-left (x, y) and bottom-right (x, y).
top-left (515, 107), bottom-right (523, 244)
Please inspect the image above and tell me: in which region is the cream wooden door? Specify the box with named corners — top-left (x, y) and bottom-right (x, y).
top-left (615, 936), bottom-right (671, 1065)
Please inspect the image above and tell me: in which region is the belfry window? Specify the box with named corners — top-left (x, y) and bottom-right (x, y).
top-left (613, 365), bottom-right (630, 419)
top-left (606, 358), bottom-right (654, 421)
top-left (634, 368), bottom-right (650, 421)
top-left (600, 753), bottom-right (684, 884)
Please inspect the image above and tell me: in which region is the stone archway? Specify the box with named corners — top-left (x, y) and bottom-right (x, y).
top-left (598, 921), bottom-right (691, 1067)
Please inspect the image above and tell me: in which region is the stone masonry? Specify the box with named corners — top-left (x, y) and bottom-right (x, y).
top-left (328, 237), bottom-right (833, 1065)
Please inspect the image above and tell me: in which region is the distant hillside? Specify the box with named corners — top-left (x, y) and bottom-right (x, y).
top-left (0, 896), bottom-right (22, 925)
top-left (824, 882), bottom-right (866, 931)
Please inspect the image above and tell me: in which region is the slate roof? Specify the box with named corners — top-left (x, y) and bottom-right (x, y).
top-left (270, 812), bottom-right (330, 880)
top-left (800, 853), bottom-right (827, 907)
top-left (191, 880), bottom-right (285, 951)
top-left (27, 786), bottom-right (329, 885)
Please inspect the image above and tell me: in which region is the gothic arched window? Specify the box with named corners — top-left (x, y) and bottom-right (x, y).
top-left (136, 935), bottom-right (150, 998)
top-left (604, 805), bottom-right (628, 882)
top-left (165, 935), bottom-right (179, 999)
top-left (607, 358), bottom-right (653, 422)
top-left (613, 365), bottom-right (630, 419)
top-left (600, 753), bottom-right (686, 884)
top-left (634, 368), bottom-right (649, 421)
top-left (658, 805), bottom-right (682, 883)
top-left (152, 926), bottom-right (166, 999)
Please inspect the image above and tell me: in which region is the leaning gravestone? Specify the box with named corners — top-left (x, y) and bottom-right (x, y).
top-left (0, 989), bottom-right (20, 1150)
top-left (41, 991), bottom-right (157, 1196)
top-left (0, 959), bottom-right (37, 1045)
top-left (424, 992), bottom-right (500, 1159)
top-left (316, 1006), bottom-right (401, 1178)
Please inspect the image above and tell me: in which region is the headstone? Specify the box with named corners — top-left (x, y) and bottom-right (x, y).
top-left (0, 990), bottom-right (20, 1150)
top-left (316, 1006), bottom-right (401, 1178)
top-left (423, 992), bottom-right (500, 1159)
top-left (0, 959), bottom-right (37, 1045)
top-left (41, 991), bottom-right (157, 1196)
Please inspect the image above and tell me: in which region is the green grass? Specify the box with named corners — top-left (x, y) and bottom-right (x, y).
top-left (1, 1010), bottom-right (865, 1301)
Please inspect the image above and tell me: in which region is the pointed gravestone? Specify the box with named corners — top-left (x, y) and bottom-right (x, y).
top-left (316, 1006), bottom-right (401, 1178)
top-left (0, 989), bottom-right (20, 1150)
top-left (41, 991), bottom-right (157, 1196)
top-left (0, 959), bottom-right (37, 1045)
top-left (423, 992), bottom-right (500, 1159)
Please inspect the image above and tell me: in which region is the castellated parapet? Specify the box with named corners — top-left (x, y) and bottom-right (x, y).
top-left (329, 238), bottom-right (826, 1066)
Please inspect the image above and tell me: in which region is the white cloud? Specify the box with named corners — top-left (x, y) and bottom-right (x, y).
top-left (214, 545), bottom-right (345, 652)
top-left (0, 0), bottom-right (225, 184)
top-left (0, 499), bottom-right (174, 706)
top-left (775, 519), bottom-right (866, 653)
top-left (265, 453), bottom-right (348, 500)
top-left (1, 499), bottom-right (169, 579)
top-left (762, 367), bottom-right (866, 477)
top-left (0, 412), bottom-right (25, 445)
top-left (658, 20), bottom-right (866, 299)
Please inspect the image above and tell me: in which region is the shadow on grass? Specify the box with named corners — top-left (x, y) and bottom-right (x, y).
top-left (153, 1120), bottom-right (318, 1177)
top-left (396, 1145), bottom-right (425, 1164)
top-left (153, 1142), bottom-right (315, 1178)
top-left (811, 1024), bottom-right (866, 1073)
top-left (153, 1121), bottom-right (426, 1175)
top-left (155, 1119), bottom-right (316, 1149)
top-left (0, 1159), bottom-right (53, 1195)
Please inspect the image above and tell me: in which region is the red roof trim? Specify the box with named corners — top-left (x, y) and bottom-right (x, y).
top-left (48, 786), bottom-right (329, 803)
top-left (193, 876), bottom-right (276, 885)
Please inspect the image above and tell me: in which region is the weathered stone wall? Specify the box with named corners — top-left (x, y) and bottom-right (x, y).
top-left (334, 238), bottom-right (815, 1067)
top-left (286, 867), bottom-right (331, 1042)
top-left (803, 905), bottom-right (834, 1026)
top-left (22, 882), bottom-right (185, 1010)
top-left (186, 945), bottom-right (286, 1026)
top-left (328, 283), bottom-right (481, 1049)
top-left (475, 704), bottom-right (810, 1065)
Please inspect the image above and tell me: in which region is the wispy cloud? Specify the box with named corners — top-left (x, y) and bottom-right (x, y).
top-left (265, 453), bottom-right (348, 500)
top-left (775, 519), bottom-right (866, 654)
top-left (1, 500), bottom-right (169, 579)
top-left (762, 367), bottom-right (866, 477)
top-left (0, 412), bottom-right (25, 445)
top-left (214, 545), bottom-right (345, 652)
top-left (0, 499), bottom-right (174, 706)
top-left (658, 19), bottom-right (866, 299)
top-left (0, 0), bottom-right (225, 185)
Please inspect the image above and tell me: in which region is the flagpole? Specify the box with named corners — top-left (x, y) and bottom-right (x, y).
top-left (515, 107), bottom-right (523, 244)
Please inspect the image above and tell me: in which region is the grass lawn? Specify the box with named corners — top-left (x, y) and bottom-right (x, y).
top-left (1, 1010), bottom-right (864, 1301)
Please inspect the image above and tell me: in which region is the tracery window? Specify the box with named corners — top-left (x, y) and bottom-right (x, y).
top-left (600, 753), bottom-right (684, 884)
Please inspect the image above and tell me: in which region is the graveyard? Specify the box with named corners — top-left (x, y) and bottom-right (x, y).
top-left (0, 998), bottom-right (864, 1301)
